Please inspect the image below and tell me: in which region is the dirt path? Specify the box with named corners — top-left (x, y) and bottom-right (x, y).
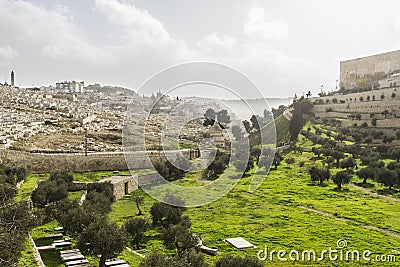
top-left (349, 183), bottom-right (400, 203)
top-left (298, 206), bottom-right (349, 222)
top-left (126, 247), bottom-right (145, 258)
top-left (298, 205), bottom-right (400, 239)
top-left (79, 190), bottom-right (87, 205)
top-left (197, 179), bottom-right (212, 184)
top-left (16, 180), bottom-right (25, 189)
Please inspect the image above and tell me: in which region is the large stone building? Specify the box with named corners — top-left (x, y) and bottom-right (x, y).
top-left (56, 81), bottom-right (84, 93)
top-left (340, 50), bottom-right (400, 91)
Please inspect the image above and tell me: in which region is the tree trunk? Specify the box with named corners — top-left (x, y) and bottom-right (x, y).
top-left (337, 183), bottom-right (342, 190)
top-left (99, 255), bottom-right (106, 267)
top-left (363, 178), bottom-right (367, 184)
top-left (175, 241), bottom-right (182, 256)
top-left (136, 203), bottom-right (142, 216)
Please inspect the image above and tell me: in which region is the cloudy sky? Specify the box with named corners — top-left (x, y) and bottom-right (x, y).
top-left (1, 0), bottom-right (400, 98)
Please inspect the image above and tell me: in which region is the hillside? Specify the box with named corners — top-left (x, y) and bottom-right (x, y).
top-left (312, 87), bottom-right (400, 129)
top-left (274, 115), bottom-right (290, 145)
top-left (86, 84), bottom-right (137, 96)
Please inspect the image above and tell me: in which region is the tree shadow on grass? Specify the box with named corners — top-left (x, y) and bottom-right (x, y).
top-left (307, 183), bottom-right (329, 187)
top-left (330, 187), bottom-right (350, 193)
top-left (41, 251), bottom-right (64, 266)
top-left (142, 230), bottom-right (163, 244)
top-left (377, 188), bottom-right (399, 196)
top-left (203, 175), bottom-right (219, 181)
top-left (34, 237), bottom-right (54, 247)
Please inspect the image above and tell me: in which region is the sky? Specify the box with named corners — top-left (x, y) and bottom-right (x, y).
top-left (1, 0), bottom-right (400, 98)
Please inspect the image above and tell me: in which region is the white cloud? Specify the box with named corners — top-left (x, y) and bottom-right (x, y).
top-left (196, 33), bottom-right (236, 55)
top-left (0, 0), bottom-right (107, 62)
top-left (0, 0), bottom-right (200, 88)
top-left (95, 0), bottom-right (172, 45)
top-left (393, 15), bottom-right (400, 32)
top-left (244, 6), bottom-right (289, 39)
top-left (0, 46), bottom-right (18, 60)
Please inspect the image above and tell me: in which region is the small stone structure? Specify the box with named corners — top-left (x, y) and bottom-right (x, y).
top-left (225, 237), bottom-right (255, 249)
top-left (99, 175), bottom-right (138, 200)
top-left (206, 123), bottom-right (230, 149)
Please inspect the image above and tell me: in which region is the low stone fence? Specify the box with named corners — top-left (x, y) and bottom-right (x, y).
top-left (0, 149), bottom-right (199, 173)
top-left (29, 234), bottom-right (45, 267)
top-left (69, 182), bottom-right (89, 191)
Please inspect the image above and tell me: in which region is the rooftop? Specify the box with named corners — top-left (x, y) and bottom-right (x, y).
top-left (99, 174), bottom-right (135, 184)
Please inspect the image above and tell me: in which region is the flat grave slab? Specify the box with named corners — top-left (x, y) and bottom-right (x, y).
top-left (65, 259), bottom-right (89, 266)
top-left (224, 237), bottom-right (255, 249)
top-left (105, 260), bottom-right (126, 266)
top-left (53, 241), bottom-right (72, 247)
top-left (36, 245), bottom-right (55, 251)
top-left (44, 233), bottom-right (63, 239)
top-left (61, 254), bottom-right (85, 262)
top-left (60, 249), bottom-right (80, 255)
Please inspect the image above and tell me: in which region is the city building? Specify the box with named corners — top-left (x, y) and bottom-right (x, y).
top-left (340, 50), bottom-right (400, 91)
top-left (56, 81), bottom-right (85, 93)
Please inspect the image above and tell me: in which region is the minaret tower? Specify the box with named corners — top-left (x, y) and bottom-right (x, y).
top-left (11, 70), bottom-right (14, 87)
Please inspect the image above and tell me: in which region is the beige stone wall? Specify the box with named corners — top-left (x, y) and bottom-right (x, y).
top-left (312, 88), bottom-right (400, 128)
top-left (340, 50), bottom-right (400, 89)
top-left (0, 149), bottom-right (196, 173)
top-left (313, 87), bottom-right (399, 107)
top-left (112, 176), bottom-right (139, 200)
top-left (313, 88), bottom-right (400, 115)
top-left (313, 100), bottom-right (400, 114)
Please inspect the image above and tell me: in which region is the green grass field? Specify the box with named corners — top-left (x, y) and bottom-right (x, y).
top-left (18, 237), bottom-right (37, 267)
top-left (15, 173), bottom-right (48, 203)
top-left (107, 132), bottom-right (400, 266)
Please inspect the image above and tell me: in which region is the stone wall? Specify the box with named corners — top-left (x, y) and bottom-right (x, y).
top-left (71, 172), bottom-right (157, 200)
top-left (0, 149), bottom-right (197, 173)
top-left (313, 99), bottom-right (400, 114)
top-left (312, 87), bottom-right (400, 129)
top-left (137, 172), bottom-right (160, 185)
top-left (340, 50), bottom-right (400, 89)
top-left (0, 151), bottom-right (129, 173)
top-left (312, 87), bottom-right (400, 122)
top-left (110, 175), bottom-right (139, 200)
top-left (313, 87), bottom-right (399, 109)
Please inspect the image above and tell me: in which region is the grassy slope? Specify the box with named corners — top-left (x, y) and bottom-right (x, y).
top-left (274, 115), bottom-right (290, 144)
top-left (18, 238), bottom-right (37, 267)
top-left (109, 130), bottom-right (400, 266)
top-left (15, 173), bottom-right (48, 202)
